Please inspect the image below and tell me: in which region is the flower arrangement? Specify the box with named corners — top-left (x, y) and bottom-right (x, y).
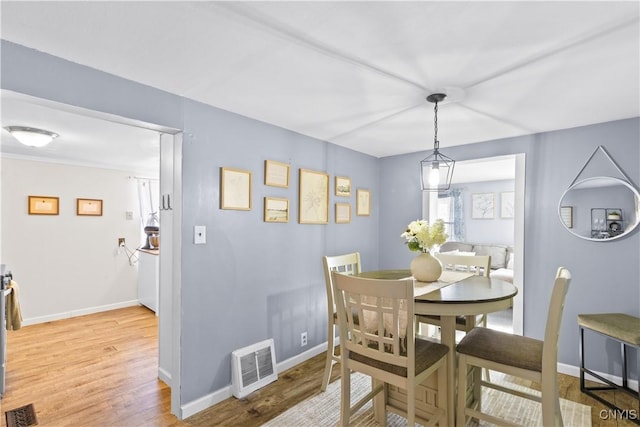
top-left (401, 219), bottom-right (447, 253)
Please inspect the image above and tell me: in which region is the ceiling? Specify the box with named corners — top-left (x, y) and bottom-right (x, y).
top-left (1, 1), bottom-right (638, 176)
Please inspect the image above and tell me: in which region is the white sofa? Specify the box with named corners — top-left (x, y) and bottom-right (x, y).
top-left (438, 241), bottom-right (514, 284)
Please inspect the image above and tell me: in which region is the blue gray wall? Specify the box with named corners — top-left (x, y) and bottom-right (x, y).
top-left (3, 40), bottom-right (638, 408)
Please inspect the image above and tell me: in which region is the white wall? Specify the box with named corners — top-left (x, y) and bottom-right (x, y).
top-left (1, 157), bottom-right (142, 323)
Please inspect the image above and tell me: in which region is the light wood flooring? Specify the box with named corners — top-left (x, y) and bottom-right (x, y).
top-left (1, 306), bottom-right (637, 426)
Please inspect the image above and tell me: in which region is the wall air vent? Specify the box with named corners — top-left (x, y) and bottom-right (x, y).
top-left (231, 338), bottom-right (277, 398)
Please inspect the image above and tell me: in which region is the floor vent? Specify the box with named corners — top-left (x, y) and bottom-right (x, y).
top-left (231, 338), bottom-right (277, 398)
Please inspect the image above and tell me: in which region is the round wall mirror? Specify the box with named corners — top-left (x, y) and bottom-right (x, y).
top-left (558, 176), bottom-right (640, 241)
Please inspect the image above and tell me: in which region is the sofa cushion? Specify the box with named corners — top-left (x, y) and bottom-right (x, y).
top-left (472, 245), bottom-right (508, 269)
top-left (439, 242), bottom-right (473, 253)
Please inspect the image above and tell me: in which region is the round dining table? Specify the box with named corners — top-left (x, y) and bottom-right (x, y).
top-left (355, 269), bottom-right (518, 426)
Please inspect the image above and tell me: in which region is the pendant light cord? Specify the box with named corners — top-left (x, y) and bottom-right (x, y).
top-left (433, 100), bottom-right (439, 151)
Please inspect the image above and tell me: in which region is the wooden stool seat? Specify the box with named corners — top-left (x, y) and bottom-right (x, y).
top-left (579, 312), bottom-right (640, 425)
top-left (578, 313), bottom-right (640, 346)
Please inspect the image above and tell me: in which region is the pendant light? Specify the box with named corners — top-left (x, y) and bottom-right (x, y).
top-left (4, 126), bottom-right (59, 147)
top-left (420, 93), bottom-right (455, 191)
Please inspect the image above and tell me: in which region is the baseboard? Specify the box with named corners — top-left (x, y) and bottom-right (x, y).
top-left (22, 300), bottom-right (140, 326)
top-left (558, 362), bottom-right (639, 392)
top-left (180, 341), bottom-right (330, 419)
top-left (158, 367), bottom-right (172, 386)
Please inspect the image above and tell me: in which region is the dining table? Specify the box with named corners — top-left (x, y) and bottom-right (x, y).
top-left (354, 269), bottom-right (518, 426)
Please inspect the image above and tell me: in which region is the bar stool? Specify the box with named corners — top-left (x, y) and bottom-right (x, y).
top-left (578, 313), bottom-right (640, 425)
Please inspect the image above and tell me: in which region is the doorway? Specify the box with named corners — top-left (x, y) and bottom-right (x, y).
top-left (424, 153), bottom-right (524, 335)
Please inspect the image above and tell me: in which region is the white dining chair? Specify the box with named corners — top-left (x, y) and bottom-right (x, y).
top-left (320, 252), bottom-right (361, 392)
top-left (417, 253), bottom-right (491, 333)
top-left (332, 271), bottom-right (449, 426)
top-left (456, 267), bottom-right (572, 427)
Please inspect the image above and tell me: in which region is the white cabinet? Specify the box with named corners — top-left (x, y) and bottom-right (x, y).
top-left (138, 250), bottom-right (159, 313)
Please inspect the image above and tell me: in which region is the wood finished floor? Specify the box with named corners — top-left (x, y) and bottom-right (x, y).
top-left (1, 306), bottom-right (637, 426)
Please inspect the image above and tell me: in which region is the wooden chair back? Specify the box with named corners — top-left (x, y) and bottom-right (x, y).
top-left (332, 271), bottom-right (415, 382)
top-left (322, 253), bottom-right (361, 315)
top-left (542, 267), bottom-right (572, 377)
top-left (435, 253), bottom-right (491, 277)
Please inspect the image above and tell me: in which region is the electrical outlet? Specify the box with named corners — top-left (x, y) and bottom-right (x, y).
top-left (118, 238), bottom-right (125, 247)
top-left (301, 332), bottom-right (307, 347)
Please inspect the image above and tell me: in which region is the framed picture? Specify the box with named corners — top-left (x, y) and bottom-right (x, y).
top-left (264, 159), bottom-right (290, 188)
top-left (335, 176), bottom-right (351, 197)
top-left (28, 195), bottom-right (59, 215)
top-left (560, 206), bottom-right (574, 228)
top-left (356, 189), bottom-right (370, 216)
top-left (264, 197), bottom-right (289, 223)
top-left (472, 193), bottom-right (494, 219)
top-left (77, 198), bottom-right (103, 216)
top-left (298, 168), bottom-right (329, 224)
top-left (500, 191), bottom-right (515, 218)
top-left (220, 167), bottom-right (252, 210)
top-left (335, 203), bottom-right (351, 224)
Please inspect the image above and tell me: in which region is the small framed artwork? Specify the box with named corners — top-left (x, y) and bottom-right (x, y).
top-left (28, 195), bottom-right (59, 215)
top-left (500, 191), bottom-right (515, 219)
top-left (264, 159), bottom-right (290, 188)
top-left (299, 168), bottom-right (329, 224)
top-left (472, 193), bottom-right (494, 219)
top-left (356, 189), bottom-right (370, 216)
top-left (221, 167), bottom-right (252, 210)
top-left (77, 198), bottom-right (103, 216)
top-left (560, 206), bottom-right (574, 228)
top-left (264, 197), bottom-right (289, 223)
top-left (335, 203), bottom-right (351, 224)
top-left (335, 176), bottom-right (351, 197)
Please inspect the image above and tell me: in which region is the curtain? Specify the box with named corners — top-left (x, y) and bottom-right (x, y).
top-left (440, 188), bottom-right (465, 241)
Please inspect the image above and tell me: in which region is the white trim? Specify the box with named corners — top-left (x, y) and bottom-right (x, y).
top-left (180, 342), bottom-right (328, 419)
top-left (158, 367), bottom-right (172, 386)
top-left (22, 300), bottom-right (140, 326)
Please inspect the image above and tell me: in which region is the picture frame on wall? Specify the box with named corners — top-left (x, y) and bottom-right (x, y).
top-left (335, 176), bottom-right (351, 197)
top-left (28, 195), bottom-right (59, 215)
top-left (264, 197), bottom-right (289, 223)
top-left (471, 192), bottom-right (494, 219)
top-left (560, 206), bottom-right (574, 228)
top-left (335, 203), bottom-right (351, 224)
top-left (356, 189), bottom-right (370, 216)
top-left (264, 159), bottom-right (290, 188)
top-left (220, 167), bottom-right (252, 210)
top-left (500, 191), bottom-right (515, 218)
top-left (298, 168), bottom-right (329, 224)
top-left (77, 198), bottom-right (103, 216)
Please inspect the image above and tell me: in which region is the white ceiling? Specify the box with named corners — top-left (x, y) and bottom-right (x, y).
top-left (1, 1), bottom-right (638, 177)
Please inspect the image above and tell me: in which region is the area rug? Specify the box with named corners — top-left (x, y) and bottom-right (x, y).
top-left (262, 372), bottom-right (591, 426)
top-left (4, 403), bottom-right (38, 427)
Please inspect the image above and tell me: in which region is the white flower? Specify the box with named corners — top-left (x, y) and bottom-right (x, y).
top-left (401, 219), bottom-right (447, 253)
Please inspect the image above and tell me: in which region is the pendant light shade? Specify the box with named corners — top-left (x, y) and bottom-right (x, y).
top-left (420, 93), bottom-right (455, 191)
top-left (4, 126), bottom-right (59, 147)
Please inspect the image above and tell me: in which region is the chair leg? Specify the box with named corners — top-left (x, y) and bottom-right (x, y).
top-left (407, 382), bottom-right (416, 427)
top-left (321, 323), bottom-right (337, 392)
top-left (541, 379), bottom-right (563, 427)
top-left (340, 356), bottom-right (351, 427)
top-left (456, 354), bottom-right (469, 427)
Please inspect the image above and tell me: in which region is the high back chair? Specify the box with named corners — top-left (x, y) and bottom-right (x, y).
top-left (332, 271), bottom-right (449, 426)
top-left (321, 252), bottom-right (361, 392)
top-left (417, 254), bottom-right (491, 333)
top-left (456, 267), bottom-right (572, 427)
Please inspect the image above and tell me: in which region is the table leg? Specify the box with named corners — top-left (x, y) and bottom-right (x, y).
top-left (440, 315), bottom-right (456, 427)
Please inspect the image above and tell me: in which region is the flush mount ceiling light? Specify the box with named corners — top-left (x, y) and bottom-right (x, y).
top-left (4, 126), bottom-right (59, 147)
top-left (420, 93), bottom-right (455, 192)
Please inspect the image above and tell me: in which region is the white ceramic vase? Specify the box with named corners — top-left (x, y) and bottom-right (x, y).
top-left (410, 252), bottom-right (442, 282)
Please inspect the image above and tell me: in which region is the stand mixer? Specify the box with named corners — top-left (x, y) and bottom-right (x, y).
top-left (142, 212), bottom-right (159, 249)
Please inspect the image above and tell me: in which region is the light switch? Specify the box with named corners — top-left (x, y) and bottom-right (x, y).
top-left (194, 225), bottom-right (206, 244)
